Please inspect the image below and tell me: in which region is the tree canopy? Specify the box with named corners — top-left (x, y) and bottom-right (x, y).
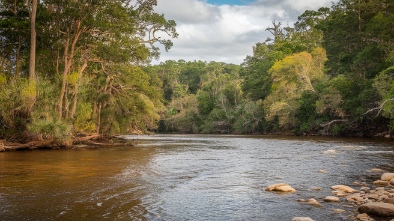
top-left (1, 0), bottom-right (393, 144)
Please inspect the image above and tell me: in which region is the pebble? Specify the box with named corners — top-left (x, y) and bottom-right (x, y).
top-left (323, 196), bottom-right (340, 202)
top-left (292, 217), bottom-right (315, 221)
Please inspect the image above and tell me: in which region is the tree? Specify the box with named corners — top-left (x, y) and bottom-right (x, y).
top-left (28, 0), bottom-right (37, 84)
top-left (263, 48), bottom-right (327, 127)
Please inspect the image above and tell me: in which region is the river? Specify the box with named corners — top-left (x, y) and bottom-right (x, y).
top-left (1, 135), bottom-right (394, 221)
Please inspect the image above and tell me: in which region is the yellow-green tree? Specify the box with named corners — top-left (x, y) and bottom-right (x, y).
top-left (264, 47), bottom-right (327, 126)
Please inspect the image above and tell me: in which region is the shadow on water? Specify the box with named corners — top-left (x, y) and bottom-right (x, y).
top-left (1, 134), bottom-right (394, 220)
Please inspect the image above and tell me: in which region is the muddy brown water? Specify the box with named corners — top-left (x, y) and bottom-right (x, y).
top-left (1, 134), bottom-right (394, 221)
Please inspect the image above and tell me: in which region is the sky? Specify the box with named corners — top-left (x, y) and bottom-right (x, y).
top-left (152, 0), bottom-right (335, 65)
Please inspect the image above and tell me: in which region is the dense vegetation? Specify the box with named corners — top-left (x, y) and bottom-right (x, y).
top-left (151, 0), bottom-right (394, 136)
top-left (0, 0), bottom-right (393, 145)
top-left (0, 0), bottom-right (177, 144)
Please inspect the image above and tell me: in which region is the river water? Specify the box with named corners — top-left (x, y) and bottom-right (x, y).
top-left (1, 135), bottom-right (394, 221)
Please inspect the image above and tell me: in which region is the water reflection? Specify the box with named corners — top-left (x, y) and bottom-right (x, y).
top-left (0, 146), bottom-right (156, 220)
top-left (1, 135), bottom-right (394, 221)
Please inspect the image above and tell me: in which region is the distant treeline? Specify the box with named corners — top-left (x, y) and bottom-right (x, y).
top-left (149, 0), bottom-right (394, 136)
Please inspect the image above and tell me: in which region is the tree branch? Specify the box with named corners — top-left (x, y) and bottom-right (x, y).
top-left (364, 98), bottom-right (394, 117)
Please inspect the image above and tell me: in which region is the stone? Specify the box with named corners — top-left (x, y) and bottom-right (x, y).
top-left (333, 190), bottom-right (347, 197)
top-left (356, 213), bottom-right (374, 221)
top-left (368, 194), bottom-right (380, 200)
top-left (323, 196), bottom-right (340, 202)
top-left (292, 217), bottom-right (315, 221)
top-left (307, 198), bottom-right (322, 207)
top-left (367, 168), bottom-right (383, 173)
top-left (323, 149), bottom-right (336, 154)
top-left (318, 170), bottom-right (326, 173)
top-left (382, 173), bottom-right (394, 181)
top-left (390, 178), bottom-right (394, 186)
top-left (358, 202), bottom-right (394, 216)
top-left (347, 193), bottom-right (366, 204)
top-left (265, 183), bottom-right (296, 193)
top-left (383, 198), bottom-right (394, 204)
top-left (373, 180), bottom-right (389, 186)
top-left (332, 185), bottom-right (357, 193)
top-left (333, 209), bottom-right (346, 213)
top-left (360, 187), bottom-right (371, 192)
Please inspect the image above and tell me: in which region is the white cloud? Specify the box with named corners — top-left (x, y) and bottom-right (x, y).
top-left (152, 0), bottom-right (335, 65)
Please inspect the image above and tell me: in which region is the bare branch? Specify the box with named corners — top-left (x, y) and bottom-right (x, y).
top-left (320, 119), bottom-right (348, 128)
top-left (364, 98), bottom-right (394, 117)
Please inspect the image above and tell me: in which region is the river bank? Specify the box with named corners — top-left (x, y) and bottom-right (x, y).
top-left (267, 173), bottom-right (394, 221)
top-left (0, 135), bottom-right (136, 152)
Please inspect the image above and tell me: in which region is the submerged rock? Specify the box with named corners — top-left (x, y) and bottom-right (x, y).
top-left (333, 190), bottom-right (348, 197)
top-left (292, 217), bottom-right (315, 221)
top-left (356, 213), bottom-right (374, 221)
top-left (358, 202), bottom-right (394, 216)
top-left (331, 185), bottom-right (357, 193)
top-left (333, 208), bottom-right (346, 213)
top-left (323, 196), bottom-right (340, 202)
top-left (381, 173), bottom-right (394, 181)
top-left (373, 180), bottom-right (389, 186)
top-left (323, 149), bottom-right (336, 154)
top-left (265, 183), bottom-right (296, 193)
top-left (367, 168), bottom-right (383, 173)
top-left (307, 198), bottom-right (322, 207)
top-left (346, 193), bottom-right (366, 204)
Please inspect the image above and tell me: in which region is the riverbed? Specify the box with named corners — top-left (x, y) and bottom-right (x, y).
top-left (1, 135), bottom-right (394, 220)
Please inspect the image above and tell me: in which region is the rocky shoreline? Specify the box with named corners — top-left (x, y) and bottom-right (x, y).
top-left (267, 173), bottom-right (394, 221)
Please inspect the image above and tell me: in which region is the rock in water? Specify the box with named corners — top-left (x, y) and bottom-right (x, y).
top-left (381, 173), bottom-right (394, 181)
top-left (292, 217), bottom-right (315, 221)
top-left (331, 185), bottom-right (357, 193)
top-left (265, 183), bottom-right (296, 193)
top-left (323, 196), bottom-right (340, 202)
top-left (323, 149), bottom-right (336, 154)
top-left (358, 202), bottom-right (394, 216)
top-left (356, 213), bottom-right (374, 221)
top-left (307, 198), bottom-right (322, 207)
top-left (373, 180), bottom-right (389, 186)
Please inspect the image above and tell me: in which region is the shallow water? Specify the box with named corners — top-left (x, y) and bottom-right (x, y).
top-left (1, 135), bottom-right (394, 221)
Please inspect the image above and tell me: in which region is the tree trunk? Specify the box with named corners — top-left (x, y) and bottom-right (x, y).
top-left (71, 60), bottom-right (88, 118)
top-left (97, 103), bottom-right (102, 134)
top-left (58, 36), bottom-right (70, 119)
top-left (29, 0), bottom-right (37, 84)
top-left (15, 36), bottom-right (21, 79)
top-left (58, 20), bottom-right (84, 119)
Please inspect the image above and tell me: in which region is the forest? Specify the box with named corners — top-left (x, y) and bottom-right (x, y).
top-left (0, 0), bottom-right (393, 147)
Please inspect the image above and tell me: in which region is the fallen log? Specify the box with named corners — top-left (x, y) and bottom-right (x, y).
top-left (72, 134), bottom-right (101, 143)
top-left (3, 139), bottom-right (56, 151)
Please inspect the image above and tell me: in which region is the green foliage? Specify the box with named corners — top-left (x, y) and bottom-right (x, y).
top-left (233, 100), bottom-right (265, 134)
top-left (28, 114), bottom-right (72, 142)
top-left (74, 103), bottom-right (96, 133)
top-left (295, 92), bottom-right (319, 134)
top-left (264, 48), bottom-right (327, 126)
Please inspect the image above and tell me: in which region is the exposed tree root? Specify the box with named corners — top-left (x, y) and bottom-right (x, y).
top-left (1, 139), bottom-right (56, 151)
top-left (0, 134), bottom-right (133, 152)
